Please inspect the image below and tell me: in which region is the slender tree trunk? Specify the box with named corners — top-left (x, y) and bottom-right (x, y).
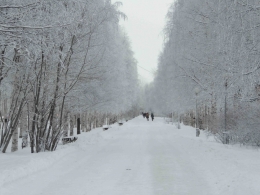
top-left (19, 119), bottom-right (23, 138)
top-left (63, 109), bottom-right (69, 137)
top-left (11, 126), bottom-right (18, 152)
top-left (46, 48), bottom-right (63, 151)
top-left (69, 113), bottom-right (74, 136)
top-left (77, 115), bottom-right (81, 134)
top-left (0, 113), bottom-right (5, 149)
top-left (32, 51), bottom-right (46, 153)
top-left (2, 98), bottom-right (25, 153)
top-left (21, 109), bottom-right (28, 149)
top-left (81, 113), bottom-right (84, 132)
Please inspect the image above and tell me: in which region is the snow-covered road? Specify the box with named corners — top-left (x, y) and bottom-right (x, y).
top-left (1, 116), bottom-right (260, 195)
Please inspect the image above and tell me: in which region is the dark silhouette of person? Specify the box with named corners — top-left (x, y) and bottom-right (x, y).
top-left (151, 113), bottom-right (154, 121)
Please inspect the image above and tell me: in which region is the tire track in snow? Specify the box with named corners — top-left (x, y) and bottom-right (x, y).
top-left (148, 122), bottom-right (212, 195)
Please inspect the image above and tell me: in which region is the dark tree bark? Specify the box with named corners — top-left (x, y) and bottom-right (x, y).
top-left (77, 117), bottom-right (80, 134)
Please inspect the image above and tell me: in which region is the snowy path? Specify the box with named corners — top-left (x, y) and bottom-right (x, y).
top-left (1, 116), bottom-right (260, 195)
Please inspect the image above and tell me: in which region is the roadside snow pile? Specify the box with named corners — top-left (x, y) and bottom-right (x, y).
top-left (0, 127), bottom-right (106, 188)
top-left (0, 146), bottom-right (76, 186)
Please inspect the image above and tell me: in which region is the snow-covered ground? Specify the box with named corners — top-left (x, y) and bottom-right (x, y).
top-left (1, 116), bottom-right (260, 195)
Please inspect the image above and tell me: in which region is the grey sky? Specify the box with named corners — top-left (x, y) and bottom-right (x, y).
top-left (112, 0), bottom-right (174, 84)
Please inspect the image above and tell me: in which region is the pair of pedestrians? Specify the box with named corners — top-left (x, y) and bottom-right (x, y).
top-left (142, 112), bottom-right (154, 121)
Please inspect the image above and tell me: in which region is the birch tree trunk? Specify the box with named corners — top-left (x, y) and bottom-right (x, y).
top-left (69, 113), bottom-right (74, 136)
top-left (11, 126), bottom-right (18, 152)
top-left (63, 109), bottom-right (69, 137)
top-left (80, 113), bottom-right (84, 132)
top-left (88, 114), bottom-right (92, 131)
top-left (87, 114), bottom-right (90, 131)
top-left (19, 120), bottom-right (22, 138)
top-left (21, 110), bottom-right (28, 149)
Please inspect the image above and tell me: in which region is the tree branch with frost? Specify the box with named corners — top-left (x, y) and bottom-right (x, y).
top-left (183, 56), bottom-right (234, 73)
top-left (0, 2), bottom-right (40, 9)
top-left (242, 61), bottom-right (260, 76)
top-left (0, 23), bottom-right (73, 30)
top-left (174, 61), bottom-right (207, 91)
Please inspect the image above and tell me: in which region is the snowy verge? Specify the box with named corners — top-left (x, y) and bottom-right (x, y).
top-left (0, 126), bottom-right (109, 187)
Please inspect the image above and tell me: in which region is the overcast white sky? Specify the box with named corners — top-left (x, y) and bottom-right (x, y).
top-left (111, 0), bottom-right (174, 84)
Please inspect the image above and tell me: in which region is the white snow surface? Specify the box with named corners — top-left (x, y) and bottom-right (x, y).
top-left (1, 116), bottom-right (260, 195)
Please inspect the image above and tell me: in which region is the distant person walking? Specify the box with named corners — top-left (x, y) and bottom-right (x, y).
top-left (151, 113), bottom-right (154, 121)
top-left (146, 113), bottom-right (149, 121)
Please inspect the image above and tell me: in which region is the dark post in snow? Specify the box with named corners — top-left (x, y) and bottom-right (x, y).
top-left (224, 79), bottom-right (227, 134)
top-left (223, 76), bottom-right (229, 144)
top-left (195, 88), bottom-right (200, 137)
top-left (77, 116), bottom-right (81, 134)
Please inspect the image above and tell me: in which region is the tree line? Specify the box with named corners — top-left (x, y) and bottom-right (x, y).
top-left (147, 0), bottom-right (260, 146)
top-left (0, 0), bottom-right (139, 153)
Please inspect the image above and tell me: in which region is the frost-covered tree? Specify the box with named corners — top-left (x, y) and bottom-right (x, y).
top-left (148, 0), bottom-right (260, 144)
top-left (0, 0), bottom-right (140, 153)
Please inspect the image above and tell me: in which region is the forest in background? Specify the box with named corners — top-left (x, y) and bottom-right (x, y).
top-left (0, 0), bottom-right (140, 153)
top-left (146, 0), bottom-right (260, 146)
